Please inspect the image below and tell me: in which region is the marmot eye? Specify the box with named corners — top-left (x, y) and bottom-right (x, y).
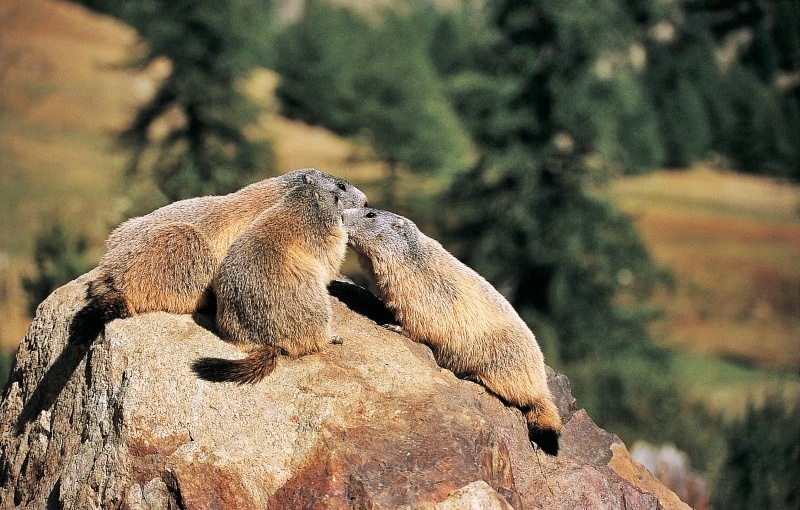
top-left (337, 182), bottom-right (347, 191)
top-left (366, 211), bottom-right (376, 218)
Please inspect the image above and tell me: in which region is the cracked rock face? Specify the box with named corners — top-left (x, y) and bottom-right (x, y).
top-left (0, 273), bottom-right (689, 509)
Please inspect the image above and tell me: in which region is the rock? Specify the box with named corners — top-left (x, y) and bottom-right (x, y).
top-left (433, 481), bottom-right (514, 510)
top-left (0, 272), bottom-right (691, 509)
top-left (631, 441), bottom-right (709, 510)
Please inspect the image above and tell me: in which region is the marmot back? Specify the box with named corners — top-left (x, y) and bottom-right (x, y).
top-left (343, 208), bottom-right (561, 455)
top-left (191, 174), bottom-right (348, 384)
top-left (69, 168), bottom-right (366, 345)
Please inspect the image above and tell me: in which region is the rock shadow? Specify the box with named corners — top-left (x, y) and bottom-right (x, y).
top-left (15, 339), bottom-right (91, 433)
top-left (327, 279), bottom-right (397, 326)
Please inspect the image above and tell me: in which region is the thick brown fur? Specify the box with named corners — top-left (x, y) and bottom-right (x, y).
top-left (191, 175), bottom-right (348, 384)
top-left (343, 208), bottom-right (562, 455)
top-left (68, 169), bottom-right (366, 344)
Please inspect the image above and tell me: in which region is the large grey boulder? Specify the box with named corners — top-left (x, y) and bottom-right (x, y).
top-left (0, 272), bottom-right (690, 509)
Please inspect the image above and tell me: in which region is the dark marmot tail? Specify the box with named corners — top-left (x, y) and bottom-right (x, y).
top-left (191, 347), bottom-right (281, 384)
top-left (524, 404), bottom-right (561, 456)
top-left (68, 276), bottom-right (131, 344)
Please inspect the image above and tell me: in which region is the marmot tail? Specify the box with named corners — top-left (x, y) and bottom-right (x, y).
top-left (524, 400), bottom-right (562, 456)
top-left (68, 277), bottom-right (130, 344)
top-left (191, 346), bottom-right (281, 384)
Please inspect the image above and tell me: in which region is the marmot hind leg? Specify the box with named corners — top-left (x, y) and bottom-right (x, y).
top-left (115, 222), bottom-right (216, 314)
top-left (475, 370), bottom-right (562, 455)
top-left (278, 330), bottom-right (331, 358)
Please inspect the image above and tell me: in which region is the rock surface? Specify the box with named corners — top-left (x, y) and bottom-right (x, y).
top-left (632, 441), bottom-right (709, 510)
top-left (0, 272), bottom-right (690, 509)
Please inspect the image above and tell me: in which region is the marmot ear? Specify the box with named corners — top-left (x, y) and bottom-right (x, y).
top-left (303, 174), bottom-right (314, 185)
top-left (392, 219), bottom-right (405, 230)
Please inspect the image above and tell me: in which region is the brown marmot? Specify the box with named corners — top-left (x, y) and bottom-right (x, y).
top-left (190, 173), bottom-right (349, 384)
top-left (69, 168), bottom-right (366, 344)
top-left (343, 208), bottom-right (562, 455)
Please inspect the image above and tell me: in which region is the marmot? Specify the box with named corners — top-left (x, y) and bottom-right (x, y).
top-left (343, 208), bottom-right (561, 455)
top-left (69, 168), bottom-right (366, 344)
top-left (191, 174), bottom-right (348, 384)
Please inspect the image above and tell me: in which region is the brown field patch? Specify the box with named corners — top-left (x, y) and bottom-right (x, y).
top-left (1, 0), bottom-right (140, 349)
top-left (613, 165), bottom-right (800, 220)
top-left (613, 167), bottom-right (800, 369)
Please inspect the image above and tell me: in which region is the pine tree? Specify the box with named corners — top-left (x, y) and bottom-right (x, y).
top-left (274, 1), bottom-right (470, 208)
top-left (722, 64), bottom-right (798, 177)
top-left (0, 353), bottom-right (9, 390)
top-left (273, 1), bottom-right (367, 135)
top-left (358, 6), bottom-right (471, 207)
top-left (106, 0), bottom-right (276, 202)
top-left (22, 221), bottom-right (94, 316)
top-left (711, 397), bottom-right (800, 510)
top-left (434, 0), bottom-right (665, 364)
top-left (648, 0), bottom-right (800, 178)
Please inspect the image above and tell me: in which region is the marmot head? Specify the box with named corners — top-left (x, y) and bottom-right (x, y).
top-left (284, 168), bottom-right (368, 209)
top-left (342, 208), bottom-right (421, 262)
top-left (284, 174), bottom-right (347, 230)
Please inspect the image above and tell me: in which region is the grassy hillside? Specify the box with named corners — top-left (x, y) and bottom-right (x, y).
top-left (1, 0), bottom-right (797, 414)
top-left (611, 167), bottom-right (800, 416)
top-left (1, 0), bottom-right (136, 349)
top-left (612, 167), bottom-right (800, 369)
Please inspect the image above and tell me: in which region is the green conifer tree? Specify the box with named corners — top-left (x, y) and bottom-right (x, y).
top-left (711, 397), bottom-right (800, 510)
top-left (651, 0), bottom-right (800, 178)
top-left (274, 1), bottom-right (367, 135)
top-left (109, 0), bottom-right (275, 201)
top-left (274, 1), bottom-right (470, 208)
top-left (433, 0), bottom-right (665, 364)
top-left (22, 221), bottom-right (94, 316)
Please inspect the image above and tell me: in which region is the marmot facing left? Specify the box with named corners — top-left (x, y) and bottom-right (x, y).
top-left (343, 208), bottom-right (562, 455)
top-left (70, 168), bottom-right (366, 344)
top-left (191, 174), bottom-right (348, 384)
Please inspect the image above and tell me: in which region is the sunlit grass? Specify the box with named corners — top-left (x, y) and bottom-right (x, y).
top-left (670, 352), bottom-right (800, 418)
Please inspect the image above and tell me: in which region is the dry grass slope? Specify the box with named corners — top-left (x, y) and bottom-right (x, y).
top-left (1, 0), bottom-right (136, 348)
top-left (612, 166), bottom-right (800, 370)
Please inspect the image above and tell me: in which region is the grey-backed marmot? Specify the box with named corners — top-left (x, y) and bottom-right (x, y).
top-left (69, 168), bottom-right (366, 344)
top-left (343, 208), bottom-right (561, 455)
top-left (191, 174), bottom-right (348, 384)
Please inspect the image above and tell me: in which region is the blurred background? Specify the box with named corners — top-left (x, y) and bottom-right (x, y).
top-left (1, 0), bottom-right (797, 507)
